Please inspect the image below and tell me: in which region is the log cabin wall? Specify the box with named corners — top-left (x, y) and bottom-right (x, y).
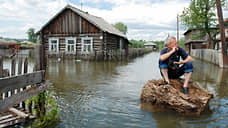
top-left (105, 33), bottom-right (119, 50)
top-left (41, 9), bottom-right (104, 56)
top-left (39, 5), bottom-right (129, 60)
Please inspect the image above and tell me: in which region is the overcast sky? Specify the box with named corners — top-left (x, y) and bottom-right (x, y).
top-left (0, 0), bottom-right (227, 41)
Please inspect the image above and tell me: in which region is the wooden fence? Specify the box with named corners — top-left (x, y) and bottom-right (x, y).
top-left (0, 45), bottom-right (50, 127)
top-left (49, 48), bottom-right (152, 61)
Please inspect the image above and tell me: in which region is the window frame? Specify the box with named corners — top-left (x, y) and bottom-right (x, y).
top-left (65, 37), bottom-right (77, 54)
top-left (48, 38), bottom-right (59, 53)
top-left (81, 37), bottom-right (93, 53)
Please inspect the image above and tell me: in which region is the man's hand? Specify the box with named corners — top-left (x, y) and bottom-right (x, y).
top-left (174, 61), bottom-right (183, 65)
top-left (171, 47), bottom-right (178, 53)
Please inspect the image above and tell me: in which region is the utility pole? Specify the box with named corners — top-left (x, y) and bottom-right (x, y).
top-left (216, 0), bottom-right (228, 67)
top-left (80, 0), bottom-right (83, 10)
top-left (81, 2), bottom-right (83, 10)
top-left (177, 14), bottom-right (179, 41)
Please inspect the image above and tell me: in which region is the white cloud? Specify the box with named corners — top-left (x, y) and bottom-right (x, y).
top-left (0, 0), bottom-right (227, 41)
top-left (81, 0), bottom-right (189, 40)
top-left (0, 0), bottom-right (68, 38)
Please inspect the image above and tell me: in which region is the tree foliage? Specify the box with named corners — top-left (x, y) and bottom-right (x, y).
top-left (129, 39), bottom-right (146, 48)
top-left (113, 22), bottom-right (128, 35)
top-left (180, 0), bottom-right (226, 48)
top-left (153, 41), bottom-right (165, 50)
top-left (27, 28), bottom-right (38, 43)
top-left (178, 37), bottom-right (185, 48)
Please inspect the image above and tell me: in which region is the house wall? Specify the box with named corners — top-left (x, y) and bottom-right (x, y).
top-left (42, 33), bottom-right (103, 55)
top-left (39, 8), bottom-right (129, 60)
top-left (43, 9), bottom-right (100, 35)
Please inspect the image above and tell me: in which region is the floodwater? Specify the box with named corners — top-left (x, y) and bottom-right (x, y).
top-left (45, 52), bottom-right (228, 128)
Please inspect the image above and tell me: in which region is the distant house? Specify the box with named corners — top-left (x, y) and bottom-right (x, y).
top-left (183, 28), bottom-right (217, 54)
top-left (144, 41), bottom-right (157, 51)
top-left (0, 40), bottom-right (19, 49)
top-left (37, 4), bottom-right (130, 59)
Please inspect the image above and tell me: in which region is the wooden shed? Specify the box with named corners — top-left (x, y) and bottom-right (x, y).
top-left (37, 4), bottom-right (129, 59)
top-left (183, 28), bottom-right (217, 54)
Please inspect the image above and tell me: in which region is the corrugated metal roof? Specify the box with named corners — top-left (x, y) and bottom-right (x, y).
top-left (38, 4), bottom-right (127, 39)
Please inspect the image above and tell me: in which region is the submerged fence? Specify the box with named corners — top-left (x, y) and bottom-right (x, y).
top-left (0, 45), bottom-right (50, 127)
top-left (48, 48), bottom-right (153, 61)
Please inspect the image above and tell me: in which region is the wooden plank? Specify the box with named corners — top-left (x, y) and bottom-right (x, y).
top-left (24, 58), bottom-right (28, 74)
top-left (9, 108), bottom-right (28, 118)
top-left (18, 58), bottom-right (23, 75)
top-left (0, 70), bottom-right (45, 93)
top-left (0, 114), bottom-right (13, 121)
top-left (0, 116), bottom-right (20, 124)
top-left (0, 115), bottom-right (25, 128)
top-left (11, 59), bottom-right (16, 76)
top-left (0, 56), bottom-right (2, 78)
top-left (0, 81), bottom-right (51, 112)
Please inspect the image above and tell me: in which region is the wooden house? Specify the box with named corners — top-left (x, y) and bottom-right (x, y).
top-left (37, 4), bottom-right (129, 59)
top-left (183, 28), bottom-right (217, 54)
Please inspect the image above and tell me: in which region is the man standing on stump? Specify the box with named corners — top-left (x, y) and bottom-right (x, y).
top-left (158, 36), bottom-right (194, 94)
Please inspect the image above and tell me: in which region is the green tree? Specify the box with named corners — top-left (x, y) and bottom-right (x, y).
top-left (153, 41), bottom-right (165, 51)
top-left (129, 39), bottom-right (146, 48)
top-left (178, 37), bottom-right (185, 48)
top-left (180, 0), bottom-right (226, 49)
top-left (113, 22), bottom-right (128, 35)
top-left (27, 28), bottom-right (38, 43)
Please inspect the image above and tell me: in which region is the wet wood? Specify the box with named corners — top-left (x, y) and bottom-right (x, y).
top-left (0, 81), bottom-right (51, 112)
top-left (9, 108), bottom-right (28, 119)
top-left (0, 116), bottom-right (24, 128)
top-left (0, 56), bottom-right (2, 78)
top-left (11, 58), bottom-right (16, 76)
top-left (0, 114), bottom-right (13, 121)
top-left (140, 79), bottom-right (213, 116)
top-left (0, 70), bottom-right (45, 93)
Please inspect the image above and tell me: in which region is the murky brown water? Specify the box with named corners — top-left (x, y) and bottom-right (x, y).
top-left (45, 52), bottom-right (228, 128)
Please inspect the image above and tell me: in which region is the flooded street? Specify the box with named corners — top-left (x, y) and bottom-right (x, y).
top-left (46, 52), bottom-right (228, 128)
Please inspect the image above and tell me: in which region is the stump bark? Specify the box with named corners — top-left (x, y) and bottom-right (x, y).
top-left (140, 79), bottom-right (213, 116)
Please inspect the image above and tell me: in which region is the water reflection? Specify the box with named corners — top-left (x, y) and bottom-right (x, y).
top-left (45, 52), bottom-right (228, 128)
top-left (192, 59), bottom-right (228, 98)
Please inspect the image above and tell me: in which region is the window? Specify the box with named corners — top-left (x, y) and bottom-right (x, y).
top-left (119, 38), bottom-right (123, 50)
top-left (65, 37), bottom-right (77, 54)
top-left (48, 38), bottom-right (59, 53)
top-left (81, 37), bottom-right (93, 53)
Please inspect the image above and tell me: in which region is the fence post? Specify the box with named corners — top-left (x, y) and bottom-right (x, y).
top-left (0, 56), bottom-right (2, 78)
top-left (18, 57), bottom-right (23, 75)
top-left (24, 58), bottom-right (28, 74)
top-left (11, 58), bottom-right (16, 76)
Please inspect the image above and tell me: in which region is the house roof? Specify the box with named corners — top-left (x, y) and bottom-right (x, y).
top-left (185, 40), bottom-right (206, 45)
top-left (183, 28), bottom-right (218, 35)
top-left (37, 4), bottom-right (127, 39)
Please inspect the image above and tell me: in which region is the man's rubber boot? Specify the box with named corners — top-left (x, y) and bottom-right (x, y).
top-left (180, 87), bottom-right (189, 94)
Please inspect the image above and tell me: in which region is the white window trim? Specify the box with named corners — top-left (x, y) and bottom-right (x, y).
top-left (65, 37), bottom-right (77, 54)
top-left (48, 38), bottom-right (59, 53)
top-left (81, 36), bottom-right (93, 53)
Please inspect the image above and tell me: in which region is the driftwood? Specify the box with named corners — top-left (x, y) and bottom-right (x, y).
top-left (140, 79), bottom-right (213, 116)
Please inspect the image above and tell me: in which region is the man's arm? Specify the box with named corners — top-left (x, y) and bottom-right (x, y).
top-left (160, 47), bottom-right (177, 61)
top-left (174, 55), bottom-right (193, 65)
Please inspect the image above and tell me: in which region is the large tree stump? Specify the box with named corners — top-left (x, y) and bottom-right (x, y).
top-left (140, 79), bottom-right (213, 116)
